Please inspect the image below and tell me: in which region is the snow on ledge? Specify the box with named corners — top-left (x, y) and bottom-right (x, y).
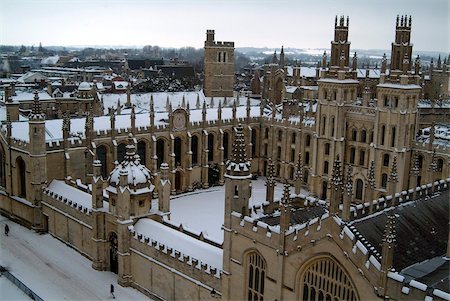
top-left (433, 289), bottom-right (450, 300)
top-left (409, 280), bottom-right (427, 291)
top-left (388, 271), bottom-right (405, 282)
top-left (369, 255), bottom-right (381, 271)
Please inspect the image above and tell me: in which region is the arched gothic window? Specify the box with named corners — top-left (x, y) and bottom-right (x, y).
top-left (208, 133), bottom-right (214, 162)
top-left (192, 135), bottom-right (199, 165)
top-left (247, 252), bottom-right (266, 301)
top-left (117, 143), bottom-right (126, 163)
top-left (300, 257), bottom-right (358, 301)
top-left (356, 179), bottom-right (364, 200)
top-left (137, 141), bottom-right (146, 166)
top-left (96, 145), bottom-right (108, 178)
top-left (223, 132), bottom-right (229, 160)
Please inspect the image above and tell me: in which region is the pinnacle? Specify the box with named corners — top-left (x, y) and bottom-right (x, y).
top-left (231, 124), bottom-right (247, 164)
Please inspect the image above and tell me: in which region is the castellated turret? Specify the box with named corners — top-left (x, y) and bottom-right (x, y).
top-left (106, 133), bottom-right (154, 218)
top-left (224, 124), bottom-right (252, 228)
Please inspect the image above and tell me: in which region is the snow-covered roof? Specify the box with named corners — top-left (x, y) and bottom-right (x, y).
top-left (133, 218), bottom-right (223, 271)
top-left (78, 81), bottom-right (91, 91)
top-left (318, 78), bottom-right (359, 84)
top-left (377, 83), bottom-right (421, 89)
top-left (41, 55), bottom-right (60, 65)
top-left (285, 86), bottom-right (299, 93)
top-left (107, 137), bottom-right (154, 191)
top-left (101, 90), bottom-right (260, 115)
top-left (8, 90), bottom-right (53, 103)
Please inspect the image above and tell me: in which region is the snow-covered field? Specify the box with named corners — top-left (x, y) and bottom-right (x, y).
top-left (0, 215), bottom-right (151, 301)
top-left (169, 178), bottom-right (296, 243)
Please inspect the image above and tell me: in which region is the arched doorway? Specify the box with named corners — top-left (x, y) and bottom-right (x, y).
top-left (109, 232), bottom-right (118, 274)
top-left (16, 157), bottom-right (26, 198)
top-left (208, 163), bottom-right (220, 186)
top-left (175, 170), bottom-right (182, 191)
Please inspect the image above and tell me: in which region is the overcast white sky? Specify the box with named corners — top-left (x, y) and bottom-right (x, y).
top-left (0, 0), bottom-right (448, 52)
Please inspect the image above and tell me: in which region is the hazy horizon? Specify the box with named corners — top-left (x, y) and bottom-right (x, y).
top-left (1, 0), bottom-right (448, 53)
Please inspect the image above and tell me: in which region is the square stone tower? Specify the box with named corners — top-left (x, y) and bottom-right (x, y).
top-left (203, 29), bottom-right (235, 97)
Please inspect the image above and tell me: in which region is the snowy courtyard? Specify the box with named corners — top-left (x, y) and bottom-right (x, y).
top-left (0, 215), bottom-right (151, 301)
top-left (169, 178), bottom-right (297, 243)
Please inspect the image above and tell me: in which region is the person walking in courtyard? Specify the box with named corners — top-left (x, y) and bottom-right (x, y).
top-left (110, 284), bottom-right (115, 299)
top-left (4, 224), bottom-right (9, 236)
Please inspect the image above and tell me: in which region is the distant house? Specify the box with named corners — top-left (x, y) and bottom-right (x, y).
top-left (16, 71), bottom-right (48, 84)
top-left (112, 81), bottom-right (129, 93)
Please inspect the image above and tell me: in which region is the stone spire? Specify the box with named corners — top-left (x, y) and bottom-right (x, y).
top-left (410, 152), bottom-right (420, 177)
top-left (272, 50), bottom-right (278, 64)
top-left (279, 183), bottom-right (291, 233)
top-left (330, 156), bottom-right (343, 215)
top-left (279, 46), bottom-right (285, 69)
top-left (352, 52), bottom-right (358, 71)
top-left (265, 158), bottom-right (276, 203)
top-left (379, 215), bottom-right (397, 296)
top-left (388, 156), bottom-right (399, 197)
top-left (381, 53), bottom-right (387, 74)
top-left (196, 93), bottom-right (200, 109)
top-left (29, 90), bottom-right (45, 120)
top-left (322, 51), bottom-right (327, 68)
top-left (210, 96), bottom-right (214, 108)
top-left (414, 55), bottom-right (421, 74)
top-left (367, 160), bottom-right (376, 213)
top-left (294, 153), bottom-right (303, 195)
top-left (342, 164), bottom-right (353, 221)
top-left (231, 124), bottom-right (247, 164)
top-left (181, 94), bottom-right (186, 108)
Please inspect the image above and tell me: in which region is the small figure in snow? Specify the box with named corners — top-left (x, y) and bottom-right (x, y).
top-left (4, 224), bottom-right (9, 236)
top-left (110, 284), bottom-right (115, 299)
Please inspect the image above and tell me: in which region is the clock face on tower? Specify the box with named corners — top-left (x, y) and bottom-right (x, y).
top-left (173, 110), bottom-right (186, 131)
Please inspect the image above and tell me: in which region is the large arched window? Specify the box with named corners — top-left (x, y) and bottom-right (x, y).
top-left (96, 145), bottom-right (108, 178)
top-left (300, 257), bottom-right (358, 301)
top-left (305, 135), bottom-right (311, 147)
top-left (191, 135), bottom-right (199, 165)
top-left (251, 129), bottom-right (257, 157)
top-left (156, 139), bottom-right (166, 168)
top-left (137, 141), bottom-right (146, 166)
top-left (223, 132), bottom-right (230, 160)
top-left (381, 173), bottom-right (388, 189)
top-left (247, 252), bottom-right (266, 301)
top-left (174, 137), bottom-right (182, 166)
top-left (437, 159), bottom-right (444, 172)
top-left (208, 133), bottom-right (215, 162)
top-left (16, 157), bottom-right (26, 198)
top-left (117, 143), bottom-right (126, 163)
top-left (355, 179), bottom-right (364, 200)
top-left (380, 125), bottom-right (386, 145)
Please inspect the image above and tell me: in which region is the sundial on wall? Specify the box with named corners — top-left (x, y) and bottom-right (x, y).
top-left (173, 109), bottom-right (187, 131)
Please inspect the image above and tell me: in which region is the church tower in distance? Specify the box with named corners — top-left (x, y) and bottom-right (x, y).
top-left (204, 29), bottom-right (235, 97)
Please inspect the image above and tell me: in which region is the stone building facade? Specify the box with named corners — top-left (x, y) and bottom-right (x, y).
top-left (0, 15), bottom-right (449, 301)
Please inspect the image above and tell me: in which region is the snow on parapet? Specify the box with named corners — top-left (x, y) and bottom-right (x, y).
top-left (132, 219), bottom-right (223, 277)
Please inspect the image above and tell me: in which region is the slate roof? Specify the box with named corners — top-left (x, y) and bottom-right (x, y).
top-left (260, 204), bottom-right (326, 226)
top-left (352, 190), bottom-right (449, 271)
